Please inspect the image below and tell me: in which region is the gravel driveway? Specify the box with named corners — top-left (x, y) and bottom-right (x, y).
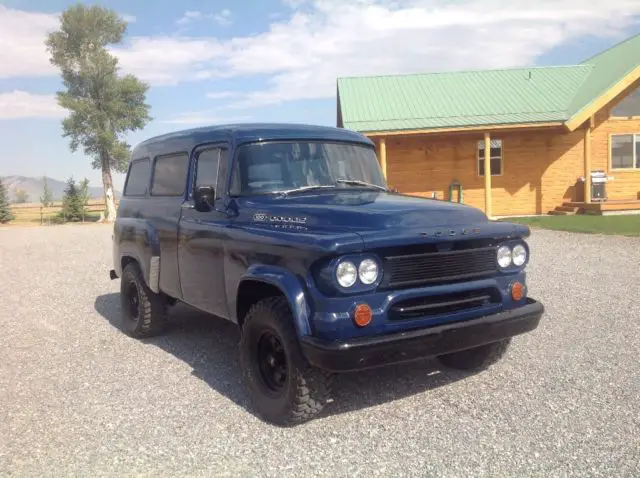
top-left (1, 224), bottom-right (639, 476)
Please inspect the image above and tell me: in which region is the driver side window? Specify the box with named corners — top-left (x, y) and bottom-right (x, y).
top-left (195, 147), bottom-right (227, 199)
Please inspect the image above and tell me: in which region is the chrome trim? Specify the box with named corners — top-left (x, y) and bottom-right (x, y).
top-left (149, 256), bottom-right (160, 293)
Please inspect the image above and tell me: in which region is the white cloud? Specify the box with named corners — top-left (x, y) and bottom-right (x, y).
top-left (218, 0), bottom-right (640, 107)
top-left (213, 9), bottom-right (233, 26)
top-left (121, 14), bottom-right (137, 23)
top-left (3, 0), bottom-right (640, 109)
top-left (162, 111), bottom-right (250, 125)
top-left (112, 37), bottom-right (225, 86)
top-left (206, 91), bottom-right (239, 99)
top-left (0, 5), bottom-right (58, 78)
top-left (176, 9), bottom-right (232, 27)
top-left (176, 10), bottom-right (202, 26)
top-left (0, 91), bottom-right (65, 119)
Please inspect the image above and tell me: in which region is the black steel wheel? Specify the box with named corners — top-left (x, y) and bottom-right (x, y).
top-left (126, 282), bottom-right (140, 323)
top-left (239, 297), bottom-right (332, 426)
top-left (257, 331), bottom-right (288, 393)
top-left (120, 262), bottom-right (167, 338)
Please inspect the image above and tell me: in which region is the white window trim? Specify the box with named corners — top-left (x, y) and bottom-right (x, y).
top-left (477, 139), bottom-right (503, 177)
top-left (609, 133), bottom-right (640, 171)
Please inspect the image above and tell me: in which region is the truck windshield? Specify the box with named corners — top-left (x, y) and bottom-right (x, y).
top-left (230, 141), bottom-right (386, 196)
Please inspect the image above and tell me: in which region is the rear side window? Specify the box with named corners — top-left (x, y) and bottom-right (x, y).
top-left (151, 153), bottom-right (189, 196)
top-left (124, 159), bottom-right (150, 196)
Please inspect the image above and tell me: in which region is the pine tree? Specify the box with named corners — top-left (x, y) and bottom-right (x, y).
top-left (60, 177), bottom-right (84, 221)
top-left (0, 178), bottom-right (15, 223)
top-left (40, 177), bottom-right (53, 207)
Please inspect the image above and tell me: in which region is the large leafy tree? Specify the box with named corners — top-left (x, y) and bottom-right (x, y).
top-left (45, 5), bottom-right (151, 222)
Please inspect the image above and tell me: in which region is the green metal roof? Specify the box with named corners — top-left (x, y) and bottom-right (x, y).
top-left (337, 33), bottom-right (640, 133)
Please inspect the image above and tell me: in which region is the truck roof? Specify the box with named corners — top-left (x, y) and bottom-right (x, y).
top-left (133, 123), bottom-right (373, 158)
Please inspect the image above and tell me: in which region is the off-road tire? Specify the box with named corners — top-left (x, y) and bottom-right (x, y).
top-left (438, 338), bottom-right (511, 371)
top-left (120, 262), bottom-right (167, 338)
top-left (239, 297), bottom-right (332, 426)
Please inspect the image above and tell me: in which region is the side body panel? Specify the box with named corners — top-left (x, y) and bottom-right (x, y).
top-left (113, 197), bottom-right (161, 290)
top-left (143, 196), bottom-right (184, 299)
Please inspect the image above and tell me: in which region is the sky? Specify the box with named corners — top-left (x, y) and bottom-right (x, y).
top-left (1, 0), bottom-right (640, 192)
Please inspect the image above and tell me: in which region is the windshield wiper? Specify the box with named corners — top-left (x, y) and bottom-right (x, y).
top-left (335, 179), bottom-right (387, 191)
top-left (276, 184), bottom-right (337, 196)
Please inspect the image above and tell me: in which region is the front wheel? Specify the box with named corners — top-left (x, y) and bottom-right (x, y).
top-left (437, 338), bottom-right (511, 371)
top-left (239, 297), bottom-right (332, 426)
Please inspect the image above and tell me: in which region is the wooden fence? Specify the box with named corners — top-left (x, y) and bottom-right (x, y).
top-left (9, 199), bottom-right (119, 224)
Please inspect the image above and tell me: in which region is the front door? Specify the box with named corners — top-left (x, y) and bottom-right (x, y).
top-left (178, 145), bottom-right (230, 317)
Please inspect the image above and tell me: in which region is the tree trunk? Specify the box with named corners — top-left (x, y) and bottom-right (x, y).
top-left (101, 152), bottom-right (117, 223)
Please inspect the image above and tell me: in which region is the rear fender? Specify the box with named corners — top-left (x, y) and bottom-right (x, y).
top-left (113, 218), bottom-right (161, 292)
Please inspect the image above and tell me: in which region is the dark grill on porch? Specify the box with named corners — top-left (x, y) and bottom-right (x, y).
top-left (383, 246), bottom-right (497, 288)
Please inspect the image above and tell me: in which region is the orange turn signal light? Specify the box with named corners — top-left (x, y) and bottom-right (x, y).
top-left (353, 303), bottom-right (373, 327)
top-left (511, 281), bottom-right (525, 301)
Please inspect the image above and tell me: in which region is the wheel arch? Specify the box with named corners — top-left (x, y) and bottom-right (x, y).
top-left (235, 266), bottom-right (312, 338)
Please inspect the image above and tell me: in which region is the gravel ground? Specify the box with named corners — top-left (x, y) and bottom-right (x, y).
top-left (1, 224), bottom-right (639, 477)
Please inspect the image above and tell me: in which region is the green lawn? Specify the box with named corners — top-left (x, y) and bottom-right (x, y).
top-left (503, 215), bottom-right (640, 236)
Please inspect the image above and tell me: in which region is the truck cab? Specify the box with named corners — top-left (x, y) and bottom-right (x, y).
top-left (110, 123), bottom-right (544, 426)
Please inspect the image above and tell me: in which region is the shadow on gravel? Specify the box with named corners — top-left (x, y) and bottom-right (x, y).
top-left (95, 293), bottom-right (476, 423)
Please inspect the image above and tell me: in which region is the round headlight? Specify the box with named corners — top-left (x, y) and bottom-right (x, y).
top-left (512, 244), bottom-right (527, 267)
top-left (336, 261), bottom-right (357, 288)
top-left (497, 245), bottom-right (512, 268)
top-left (358, 259), bottom-right (379, 285)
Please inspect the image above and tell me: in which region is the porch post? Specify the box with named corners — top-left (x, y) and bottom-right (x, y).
top-left (484, 132), bottom-right (492, 218)
top-left (584, 121), bottom-right (592, 204)
top-left (379, 137), bottom-right (388, 180)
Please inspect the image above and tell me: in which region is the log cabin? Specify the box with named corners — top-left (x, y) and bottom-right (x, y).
top-left (336, 33), bottom-right (640, 217)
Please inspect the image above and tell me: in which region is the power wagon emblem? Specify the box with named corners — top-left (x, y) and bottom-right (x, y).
top-left (253, 213), bottom-right (308, 224)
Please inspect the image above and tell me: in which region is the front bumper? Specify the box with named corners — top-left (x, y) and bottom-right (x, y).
top-left (300, 298), bottom-right (543, 372)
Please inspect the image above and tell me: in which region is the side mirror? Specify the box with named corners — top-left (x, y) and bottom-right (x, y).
top-left (194, 185), bottom-right (215, 211)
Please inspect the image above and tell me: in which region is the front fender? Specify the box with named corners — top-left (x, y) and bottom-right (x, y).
top-left (236, 265), bottom-right (312, 338)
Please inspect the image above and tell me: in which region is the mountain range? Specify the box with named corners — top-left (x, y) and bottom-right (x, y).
top-left (1, 175), bottom-right (121, 203)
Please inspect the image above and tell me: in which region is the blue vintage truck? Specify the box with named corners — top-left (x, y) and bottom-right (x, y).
top-left (110, 123), bottom-right (544, 426)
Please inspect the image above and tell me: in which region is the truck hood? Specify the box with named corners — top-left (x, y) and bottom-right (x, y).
top-left (234, 191), bottom-right (527, 248)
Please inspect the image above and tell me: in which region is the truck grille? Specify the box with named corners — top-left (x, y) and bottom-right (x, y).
top-left (383, 246), bottom-right (497, 288)
top-left (389, 288), bottom-right (500, 320)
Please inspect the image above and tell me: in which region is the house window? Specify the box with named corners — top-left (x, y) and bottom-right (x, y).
top-left (611, 134), bottom-right (640, 170)
top-left (611, 86), bottom-right (640, 118)
top-left (477, 139), bottom-right (502, 176)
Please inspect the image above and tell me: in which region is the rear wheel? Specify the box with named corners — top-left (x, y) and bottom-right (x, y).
top-left (437, 339), bottom-right (511, 371)
top-left (239, 297), bottom-right (332, 426)
top-left (120, 262), bottom-right (167, 338)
